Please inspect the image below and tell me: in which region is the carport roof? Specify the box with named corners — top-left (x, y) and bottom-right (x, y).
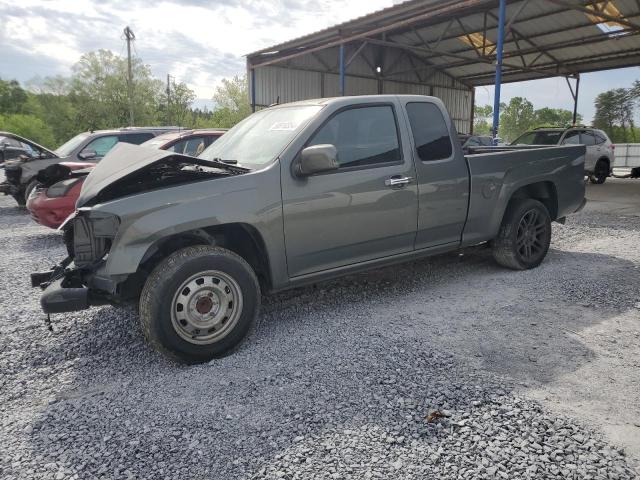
top-left (247, 0), bottom-right (640, 86)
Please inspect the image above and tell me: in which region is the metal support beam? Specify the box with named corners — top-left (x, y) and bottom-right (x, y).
top-left (339, 43), bottom-right (345, 96)
top-left (566, 74), bottom-right (580, 125)
top-left (492, 0), bottom-right (506, 139)
top-left (345, 41), bottom-right (368, 68)
top-left (250, 68), bottom-right (256, 112)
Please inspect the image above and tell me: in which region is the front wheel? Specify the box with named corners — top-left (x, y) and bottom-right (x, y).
top-left (139, 245), bottom-right (260, 364)
top-left (589, 160), bottom-right (609, 184)
top-left (492, 198), bottom-right (551, 270)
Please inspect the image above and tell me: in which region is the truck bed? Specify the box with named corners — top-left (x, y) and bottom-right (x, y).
top-left (461, 144), bottom-right (586, 246)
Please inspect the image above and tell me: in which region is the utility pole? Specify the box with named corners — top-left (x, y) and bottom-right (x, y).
top-left (166, 73), bottom-right (172, 125)
top-left (124, 26), bottom-right (135, 126)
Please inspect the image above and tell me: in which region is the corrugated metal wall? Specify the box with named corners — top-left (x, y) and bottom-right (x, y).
top-left (251, 44), bottom-right (473, 133)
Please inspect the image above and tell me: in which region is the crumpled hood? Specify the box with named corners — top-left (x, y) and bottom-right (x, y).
top-left (76, 143), bottom-right (243, 207)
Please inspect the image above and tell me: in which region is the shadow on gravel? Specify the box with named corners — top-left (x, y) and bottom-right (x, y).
top-left (0, 204), bottom-right (26, 217)
top-left (19, 232), bottom-right (63, 251)
top-left (14, 246), bottom-right (638, 478)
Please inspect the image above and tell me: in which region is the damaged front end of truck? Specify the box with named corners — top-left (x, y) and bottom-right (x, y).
top-left (31, 143), bottom-right (249, 315)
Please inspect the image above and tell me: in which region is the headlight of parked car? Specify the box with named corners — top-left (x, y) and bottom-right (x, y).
top-left (46, 178), bottom-right (83, 198)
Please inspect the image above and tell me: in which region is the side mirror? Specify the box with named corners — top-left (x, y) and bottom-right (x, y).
top-left (295, 144), bottom-right (339, 177)
top-left (78, 149), bottom-right (97, 160)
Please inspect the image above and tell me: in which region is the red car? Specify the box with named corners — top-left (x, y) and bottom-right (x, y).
top-left (27, 129), bottom-right (226, 229)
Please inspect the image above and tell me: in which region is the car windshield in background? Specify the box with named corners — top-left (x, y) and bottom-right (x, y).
top-left (54, 132), bottom-right (90, 157)
top-left (511, 131), bottom-right (562, 145)
top-left (199, 105), bottom-right (323, 168)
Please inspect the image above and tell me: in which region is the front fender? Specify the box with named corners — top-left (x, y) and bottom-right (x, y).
top-left (91, 163), bottom-right (286, 283)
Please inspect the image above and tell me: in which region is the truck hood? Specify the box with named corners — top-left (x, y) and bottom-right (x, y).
top-left (77, 143), bottom-right (247, 207)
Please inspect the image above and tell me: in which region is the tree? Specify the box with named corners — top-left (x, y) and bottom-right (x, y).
top-left (0, 79), bottom-right (28, 114)
top-left (594, 88), bottom-right (637, 142)
top-left (0, 114), bottom-right (56, 147)
top-left (210, 75), bottom-right (252, 128)
top-left (473, 104), bottom-right (492, 135)
top-left (535, 107), bottom-right (581, 127)
top-left (165, 80), bottom-right (196, 127)
top-left (499, 97), bottom-right (536, 142)
top-left (69, 49), bottom-right (164, 130)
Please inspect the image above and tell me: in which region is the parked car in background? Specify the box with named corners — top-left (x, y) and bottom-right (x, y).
top-left (0, 132), bottom-right (54, 165)
top-left (27, 129), bottom-right (226, 229)
top-left (31, 95), bottom-right (586, 363)
top-left (1, 127), bottom-right (181, 205)
top-left (511, 127), bottom-right (615, 184)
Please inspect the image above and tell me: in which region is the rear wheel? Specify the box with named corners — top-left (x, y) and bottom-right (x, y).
top-left (139, 245), bottom-right (260, 364)
top-left (589, 160), bottom-right (609, 184)
top-left (492, 198), bottom-right (551, 270)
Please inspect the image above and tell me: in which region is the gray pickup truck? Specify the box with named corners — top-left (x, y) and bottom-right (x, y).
top-left (32, 95), bottom-right (586, 363)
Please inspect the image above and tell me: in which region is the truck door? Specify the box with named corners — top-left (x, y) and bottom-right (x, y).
top-left (281, 102), bottom-right (418, 278)
top-left (401, 100), bottom-right (469, 249)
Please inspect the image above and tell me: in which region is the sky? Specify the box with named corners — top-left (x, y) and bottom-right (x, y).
top-left (0, 0), bottom-right (638, 123)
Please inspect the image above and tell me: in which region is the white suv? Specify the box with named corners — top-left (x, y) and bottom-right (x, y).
top-left (511, 127), bottom-right (615, 184)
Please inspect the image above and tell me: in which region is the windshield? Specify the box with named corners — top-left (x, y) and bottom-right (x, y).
top-left (55, 132), bottom-right (90, 157)
top-left (199, 105), bottom-right (323, 168)
top-left (511, 131), bottom-right (563, 145)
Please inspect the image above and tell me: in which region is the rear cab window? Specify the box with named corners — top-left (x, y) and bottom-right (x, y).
top-left (405, 102), bottom-right (453, 161)
top-left (307, 104), bottom-right (402, 169)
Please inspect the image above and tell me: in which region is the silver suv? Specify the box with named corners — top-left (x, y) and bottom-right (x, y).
top-left (512, 127), bottom-right (615, 184)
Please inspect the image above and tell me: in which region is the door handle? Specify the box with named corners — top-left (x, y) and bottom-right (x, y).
top-left (385, 176), bottom-right (413, 187)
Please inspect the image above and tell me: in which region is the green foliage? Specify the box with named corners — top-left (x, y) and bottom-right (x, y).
top-left (165, 80), bottom-right (196, 127)
top-left (473, 104), bottom-right (492, 135)
top-left (497, 97), bottom-right (585, 142)
top-left (69, 50), bottom-right (165, 129)
top-left (535, 107), bottom-right (582, 127)
top-left (498, 97), bottom-right (536, 142)
top-left (0, 114), bottom-right (56, 147)
top-left (210, 75), bottom-right (251, 128)
top-left (0, 79), bottom-right (28, 114)
top-left (593, 86), bottom-right (638, 142)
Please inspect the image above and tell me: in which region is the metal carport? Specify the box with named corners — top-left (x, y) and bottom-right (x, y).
top-left (246, 0), bottom-right (640, 136)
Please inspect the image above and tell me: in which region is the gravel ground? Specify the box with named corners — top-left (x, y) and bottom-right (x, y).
top-left (1, 180), bottom-right (639, 479)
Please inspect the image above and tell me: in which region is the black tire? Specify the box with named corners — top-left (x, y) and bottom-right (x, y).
top-left (24, 179), bottom-right (39, 203)
top-left (492, 198), bottom-right (551, 270)
top-left (589, 160), bottom-right (609, 184)
top-left (139, 245), bottom-right (260, 364)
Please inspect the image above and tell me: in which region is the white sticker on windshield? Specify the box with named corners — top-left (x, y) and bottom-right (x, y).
top-left (268, 121), bottom-right (297, 131)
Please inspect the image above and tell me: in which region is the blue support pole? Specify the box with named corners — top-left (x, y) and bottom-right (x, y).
top-left (250, 68), bottom-right (256, 112)
top-left (492, 0), bottom-right (507, 143)
top-left (339, 44), bottom-right (345, 96)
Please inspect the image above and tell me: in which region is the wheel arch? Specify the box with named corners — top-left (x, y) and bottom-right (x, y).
top-left (507, 180), bottom-right (558, 221)
top-left (121, 222), bottom-right (272, 299)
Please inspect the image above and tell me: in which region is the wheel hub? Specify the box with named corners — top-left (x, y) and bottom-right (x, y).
top-left (170, 270), bottom-right (243, 345)
top-left (516, 209), bottom-right (547, 261)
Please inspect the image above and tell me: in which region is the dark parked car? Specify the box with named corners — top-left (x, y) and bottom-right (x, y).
top-left (33, 95), bottom-right (586, 364)
top-left (0, 132), bottom-right (56, 166)
top-left (1, 127), bottom-right (181, 205)
top-left (27, 129), bottom-right (226, 229)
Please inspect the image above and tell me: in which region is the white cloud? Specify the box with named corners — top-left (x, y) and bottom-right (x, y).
top-left (0, 0), bottom-right (395, 99)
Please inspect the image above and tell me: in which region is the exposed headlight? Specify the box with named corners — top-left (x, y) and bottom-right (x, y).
top-left (46, 178), bottom-right (82, 198)
top-left (73, 211), bottom-right (120, 267)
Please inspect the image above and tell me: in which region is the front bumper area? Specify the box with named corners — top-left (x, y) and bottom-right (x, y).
top-left (39, 278), bottom-right (89, 313)
top-left (31, 262), bottom-right (108, 314)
